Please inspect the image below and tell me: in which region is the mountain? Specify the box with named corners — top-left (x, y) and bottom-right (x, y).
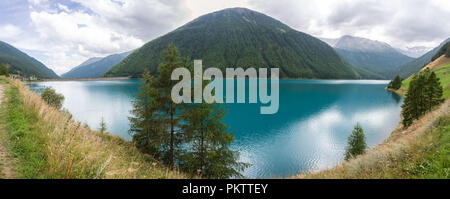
top-left (62, 51), bottom-right (133, 79)
top-left (319, 37), bottom-right (339, 47)
top-left (395, 46), bottom-right (431, 58)
top-left (78, 57), bottom-right (103, 68)
top-left (0, 41), bottom-right (59, 79)
top-left (397, 38), bottom-right (450, 78)
top-left (333, 35), bottom-right (414, 79)
top-left (104, 8), bottom-right (359, 79)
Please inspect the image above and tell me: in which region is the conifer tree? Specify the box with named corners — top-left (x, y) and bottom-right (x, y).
top-left (153, 43), bottom-right (191, 166)
top-left (427, 71), bottom-right (444, 110)
top-left (129, 44), bottom-right (248, 178)
top-left (99, 117), bottom-right (107, 134)
top-left (180, 91), bottom-right (248, 178)
top-left (129, 71), bottom-right (166, 159)
top-left (401, 70), bottom-right (444, 128)
top-left (344, 123), bottom-right (367, 160)
top-left (388, 75), bottom-right (402, 90)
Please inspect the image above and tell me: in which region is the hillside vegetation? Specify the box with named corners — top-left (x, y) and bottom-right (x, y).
top-left (0, 77), bottom-right (185, 179)
top-left (0, 41), bottom-right (59, 79)
top-left (399, 57), bottom-right (450, 99)
top-left (104, 8), bottom-right (359, 79)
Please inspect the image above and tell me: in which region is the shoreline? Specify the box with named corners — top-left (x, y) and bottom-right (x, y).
top-left (32, 76), bottom-right (390, 82)
top-left (30, 76), bottom-right (132, 82)
top-left (297, 88), bottom-right (405, 177)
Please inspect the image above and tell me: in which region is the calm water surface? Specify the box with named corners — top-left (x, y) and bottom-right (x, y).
top-left (28, 79), bottom-right (402, 178)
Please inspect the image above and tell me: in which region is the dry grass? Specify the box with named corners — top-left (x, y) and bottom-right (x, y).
top-left (295, 100), bottom-right (450, 179)
top-left (3, 77), bottom-right (186, 179)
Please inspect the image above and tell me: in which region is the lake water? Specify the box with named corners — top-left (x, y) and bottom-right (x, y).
top-left (28, 79), bottom-right (402, 178)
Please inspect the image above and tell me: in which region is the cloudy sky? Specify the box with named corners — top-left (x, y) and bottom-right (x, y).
top-left (1, 0), bottom-right (449, 74)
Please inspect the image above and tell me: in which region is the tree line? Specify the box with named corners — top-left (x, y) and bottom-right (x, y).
top-left (387, 75), bottom-right (402, 90)
top-left (129, 44), bottom-right (248, 178)
top-left (401, 68), bottom-right (444, 127)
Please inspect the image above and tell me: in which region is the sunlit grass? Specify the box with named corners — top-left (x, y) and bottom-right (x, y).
top-left (1, 77), bottom-right (186, 179)
top-left (296, 100), bottom-right (449, 179)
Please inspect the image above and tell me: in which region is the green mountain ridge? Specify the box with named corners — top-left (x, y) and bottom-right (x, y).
top-left (104, 8), bottom-right (359, 79)
top-left (0, 41), bottom-right (59, 79)
top-left (61, 51), bottom-right (133, 79)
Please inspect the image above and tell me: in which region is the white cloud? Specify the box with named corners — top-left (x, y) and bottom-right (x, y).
top-left (0, 24), bottom-right (22, 39)
top-left (4, 0), bottom-right (450, 75)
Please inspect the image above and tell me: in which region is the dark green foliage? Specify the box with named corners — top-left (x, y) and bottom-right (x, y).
top-left (398, 38), bottom-right (450, 79)
top-left (431, 41), bottom-right (450, 62)
top-left (0, 63), bottom-right (9, 77)
top-left (425, 71), bottom-right (444, 111)
top-left (99, 117), bottom-right (107, 133)
top-left (61, 51), bottom-right (132, 78)
top-left (104, 8), bottom-right (359, 79)
top-left (130, 44), bottom-right (187, 166)
top-left (402, 69), bottom-right (444, 127)
top-left (129, 71), bottom-right (165, 158)
top-left (0, 41), bottom-right (59, 79)
top-left (388, 75), bottom-right (402, 90)
top-left (344, 123), bottom-right (367, 160)
top-left (129, 44), bottom-right (247, 178)
top-left (41, 87), bottom-right (65, 110)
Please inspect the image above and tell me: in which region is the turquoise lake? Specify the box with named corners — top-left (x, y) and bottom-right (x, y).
top-left (28, 79), bottom-right (402, 178)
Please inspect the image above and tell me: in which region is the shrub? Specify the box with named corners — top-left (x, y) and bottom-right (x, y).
top-left (41, 87), bottom-right (64, 109)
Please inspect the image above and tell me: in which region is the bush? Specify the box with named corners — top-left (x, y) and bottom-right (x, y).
top-left (0, 64), bottom-right (9, 77)
top-left (345, 123), bottom-right (367, 160)
top-left (41, 87), bottom-right (64, 109)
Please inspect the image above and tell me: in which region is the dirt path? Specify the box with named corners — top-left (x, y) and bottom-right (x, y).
top-left (0, 84), bottom-right (16, 178)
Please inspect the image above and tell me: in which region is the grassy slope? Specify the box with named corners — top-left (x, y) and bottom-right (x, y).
top-left (297, 61), bottom-right (450, 179)
top-left (296, 100), bottom-right (449, 179)
top-left (398, 62), bottom-right (450, 98)
top-left (0, 77), bottom-right (186, 179)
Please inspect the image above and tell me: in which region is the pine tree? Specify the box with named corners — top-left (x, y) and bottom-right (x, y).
top-left (129, 71), bottom-right (165, 158)
top-left (129, 44), bottom-right (248, 177)
top-left (180, 92), bottom-right (248, 178)
top-left (152, 43), bottom-right (190, 166)
top-left (388, 75), bottom-right (402, 90)
top-left (427, 71), bottom-right (444, 110)
top-left (401, 70), bottom-right (444, 128)
top-left (344, 123), bottom-right (367, 160)
top-left (99, 117), bottom-right (107, 134)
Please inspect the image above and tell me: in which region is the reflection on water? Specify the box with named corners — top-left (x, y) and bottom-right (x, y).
top-left (28, 79), bottom-right (402, 178)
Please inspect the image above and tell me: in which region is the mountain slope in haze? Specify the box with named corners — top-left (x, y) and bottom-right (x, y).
top-left (396, 46), bottom-right (431, 58)
top-left (104, 8), bottom-right (359, 79)
top-left (62, 51), bottom-right (133, 79)
top-left (333, 35), bottom-right (413, 79)
top-left (397, 38), bottom-right (450, 79)
top-left (0, 41), bottom-right (59, 79)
